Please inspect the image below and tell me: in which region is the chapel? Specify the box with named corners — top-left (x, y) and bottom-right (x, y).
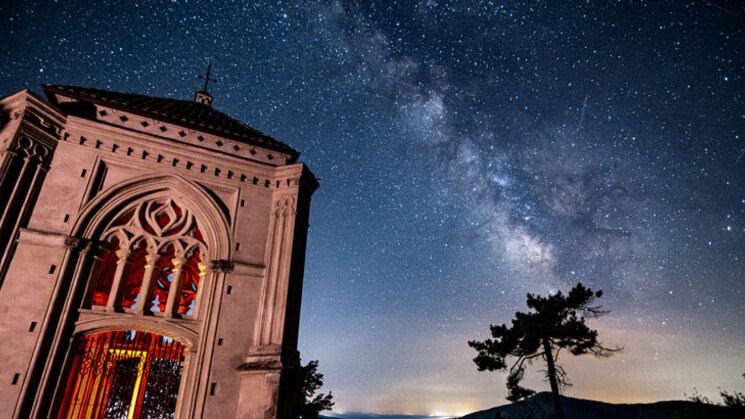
top-left (0, 78), bottom-right (317, 418)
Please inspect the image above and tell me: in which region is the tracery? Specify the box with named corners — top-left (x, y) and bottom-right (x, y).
top-left (88, 198), bottom-right (207, 317)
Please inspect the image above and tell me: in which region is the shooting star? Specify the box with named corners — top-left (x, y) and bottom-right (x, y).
top-left (577, 95), bottom-right (589, 133)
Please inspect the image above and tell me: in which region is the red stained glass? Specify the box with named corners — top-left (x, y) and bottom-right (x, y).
top-left (155, 212), bottom-right (171, 228)
top-left (90, 237), bottom-right (120, 307)
top-left (88, 199), bottom-right (204, 315)
top-left (142, 220), bottom-right (156, 235)
top-left (120, 241), bottom-right (148, 310)
top-left (141, 202), bottom-right (162, 235)
top-left (178, 249), bottom-right (201, 316)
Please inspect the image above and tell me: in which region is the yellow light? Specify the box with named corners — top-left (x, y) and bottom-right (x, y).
top-left (109, 349), bottom-right (148, 419)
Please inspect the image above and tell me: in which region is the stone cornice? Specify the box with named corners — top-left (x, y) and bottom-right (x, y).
top-left (273, 163), bottom-right (319, 195)
top-left (1, 89), bottom-right (67, 148)
top-left (62, 115), bottom-right (305, 192)
top-left (230, 260), bottom-right (266, 278)
top-left (1, 89), bottom-right (67, 127)
top-left (67, 115), bottom-right (278, 172)
top-left (16, 228), bottom-right (69, 248)
top-left (91, 105), bottom-right (292, 166)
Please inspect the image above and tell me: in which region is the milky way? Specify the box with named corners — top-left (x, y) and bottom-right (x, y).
top-left (1, 1), bottom-right (744, 415)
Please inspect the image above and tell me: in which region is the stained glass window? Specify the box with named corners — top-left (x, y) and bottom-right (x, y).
top-left (87, 199), bottom-right (207, 317)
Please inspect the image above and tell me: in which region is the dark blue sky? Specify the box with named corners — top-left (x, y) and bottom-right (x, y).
top-left (2, 1), bottom-right (744, 414)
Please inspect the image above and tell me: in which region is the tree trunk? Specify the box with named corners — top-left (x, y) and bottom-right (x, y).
top-left (543, 338), bottom-right (565, 419)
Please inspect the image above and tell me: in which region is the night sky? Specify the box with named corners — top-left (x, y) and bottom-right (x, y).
top-left (2, 1), bottom-right (744, 415)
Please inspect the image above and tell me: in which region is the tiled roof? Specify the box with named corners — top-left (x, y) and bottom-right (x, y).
top-left (42, 84), bottom-right (298, 157)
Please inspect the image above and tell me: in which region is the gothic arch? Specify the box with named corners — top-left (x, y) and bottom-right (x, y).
top-left (57, 329), bottom-right (188, 419)
top-left (66, 174), bottom-right (232, 329)
top-left (73, 174), bottom-right (231, 261)
top-left (46, 175), bottom-right (232, 418)
top-left (72, 318), bottom-right (197, 348)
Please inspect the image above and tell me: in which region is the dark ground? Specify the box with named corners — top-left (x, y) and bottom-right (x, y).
top-left (461, 391), bottom-right (745, 419)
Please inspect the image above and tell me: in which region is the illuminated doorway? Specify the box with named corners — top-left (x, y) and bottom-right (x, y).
top-left (57, 331), bottom-right (186, 419)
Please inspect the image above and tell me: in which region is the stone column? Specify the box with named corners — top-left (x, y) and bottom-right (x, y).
top-left (257, 196), bottom-right (297, 347)
top-left (0, 154), bottom-right (35, 279)
top-left (0, 147), bottom-right (18, 174)
top-left (0, 154), bottom-right (32, 228)
top-left (4, 153), bottom-right (46, 238)
top-left (106, 247), bottom-right (132, 311)
top-left (80, 244), bottom-right (105, 308)
top-left (0, 148), bottom-right (20, 210)
top-left (14, 237), bottom-right (89, 418)
top-left (164, 255), bottom-right (186, 317)
top-left (135, 246), bottom-right (161, 314)
top-left (174, 346), bottom-right (198, 418)
top-left (189, 260), bottom-right (228, 416)
top-left (27, 239), bottom-right (98, 418)
top-left (0, 141), bottom-right (48, 286)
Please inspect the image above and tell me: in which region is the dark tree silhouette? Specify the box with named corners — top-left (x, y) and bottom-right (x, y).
top-left (687, 372), bottom-right (745, 409)
top-left (720, 373), bottom-right (745, 408)
top-left (296, 360), bottom-right (334, 419)
top-left (468, 283), bottom-right (620, 419)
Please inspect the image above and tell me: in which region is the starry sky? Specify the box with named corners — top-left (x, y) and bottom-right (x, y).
top-left (2, 1), bottom-right (744, 415)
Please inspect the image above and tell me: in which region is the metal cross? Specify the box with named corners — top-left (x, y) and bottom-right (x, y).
top-left (197, 61), bottom-right (218, 92)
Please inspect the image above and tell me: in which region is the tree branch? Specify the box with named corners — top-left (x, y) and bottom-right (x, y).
top-left (510, 351), bottom-right (545, 374)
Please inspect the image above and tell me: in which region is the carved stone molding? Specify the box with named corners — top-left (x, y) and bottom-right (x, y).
top-left (246, 344), bottom-right (282, 356)
top-left (76, 175), bottom-right (231, 261)
top-left (14, 135), bottom-right (50, 158)
top-left (235, 346), bottom-right (299, 373)
top-left (63, 236), bottom-right (87, 251)
top-left (230, 261), bottom-right (266, 278)
top-left (273, 196), bottom-right (296, 217)
top-left (235, 356), bottom-right (283, 371)
top-left (74, 308), bottom-right (200, 348)
top-left (236, 345), bottom-right (283, 371)
top-left (16, 228), bottom-right (69, 248)
top-left (209, 259), bottom-right (234, 273)
top-left (10, 135), bottom-right (54, 169)
top-left (20, 104), bottom-right (64, 140)
top-left (102, 198), bottom-right (207, 257)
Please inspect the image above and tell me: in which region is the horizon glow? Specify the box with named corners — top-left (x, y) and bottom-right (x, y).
top-left (1, 1), bottom-right (743, 416)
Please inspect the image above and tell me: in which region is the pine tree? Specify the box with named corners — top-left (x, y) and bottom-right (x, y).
top-left (468, 283), bottom-right (620, 419)
top-left (296, 360), bottom-right (334, 419)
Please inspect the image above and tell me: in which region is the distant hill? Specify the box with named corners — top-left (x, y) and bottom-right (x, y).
top-left (320, 392), bottom-right (743, 419)
top-left (321, 414), bottom-right (450, 419)
top-left (461, 391), bottom-right (744, 419)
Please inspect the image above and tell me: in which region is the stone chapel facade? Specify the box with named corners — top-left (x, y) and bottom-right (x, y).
top-left (0, 84), bottom-right (318, 418)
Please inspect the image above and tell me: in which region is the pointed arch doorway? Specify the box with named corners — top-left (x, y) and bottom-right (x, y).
top-left (37, 175), bottom-right (233, 419)
top-left (57, 330), bottom-right (186, 419)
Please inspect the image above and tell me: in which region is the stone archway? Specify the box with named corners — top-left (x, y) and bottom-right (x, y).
top-left (34, 175), bottom-right (233, 418)
top-left (57, 330), bottom-right (187, 419)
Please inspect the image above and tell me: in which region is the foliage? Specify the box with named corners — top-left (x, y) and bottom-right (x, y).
top-left (684, 387), bottom-right (713, 405)
top-left (297, 360), bottom-right (334, 419)
top-left (469, 283), bottom-right (620, 418)
top-left (687, 373), bottom-right (745, 409)
top-left (720, 373), bottom-right (745, 408)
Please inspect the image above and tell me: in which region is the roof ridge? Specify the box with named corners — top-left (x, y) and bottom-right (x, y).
top-left (42, 84), bottom-right (298, 157)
